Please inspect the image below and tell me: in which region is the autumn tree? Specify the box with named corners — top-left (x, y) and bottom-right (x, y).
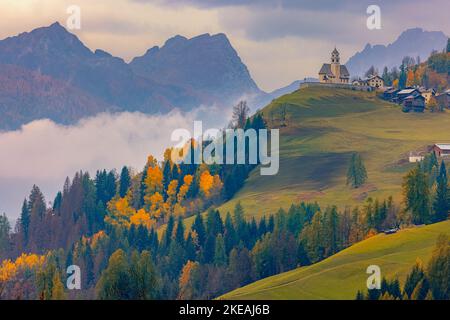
top-left (231, 101), bottom-right (250, 129)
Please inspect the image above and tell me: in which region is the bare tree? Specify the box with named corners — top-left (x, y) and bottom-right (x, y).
top-left (231, 101), bottom-right (250, 129)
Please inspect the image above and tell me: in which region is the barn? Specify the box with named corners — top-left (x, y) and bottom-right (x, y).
top-left (434, 144), bottom-right (450, 157)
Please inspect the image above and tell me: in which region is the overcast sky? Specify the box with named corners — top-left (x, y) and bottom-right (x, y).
top-left (0, 0), bottom-right (448, 91)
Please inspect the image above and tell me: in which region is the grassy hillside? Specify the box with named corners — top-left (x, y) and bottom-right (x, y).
top-left (160, 86), bottom-right (450, 234)
top-left (220, 220), bottom-right (450, 300)
top-left (215, 86), bottom-right (450, 221)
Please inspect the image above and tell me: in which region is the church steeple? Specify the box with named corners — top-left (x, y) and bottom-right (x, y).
top-left (331, 47), bottom-right (340, 64)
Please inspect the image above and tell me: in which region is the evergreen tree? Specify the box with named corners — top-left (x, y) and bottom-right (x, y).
top-left (20, 199), bottom-right (30, 245)
top-left (346, 153), bottom-right (367, 188)
top-left (213, 234), bottom-right (227, 266)
top-left (404, 260), bottom-right (425, 299)
top-left (403, 167), bottom-right (431, 224)
top-left (432, 161), bottom-right (449, 222)
top-left (398, 63), bottom-right (407, 89)
top-left (192, 212), bottom-right (206, 248)
top-left (119, 166), bottom-right (131, 198)
top-left (0, 213), bottom-right (11, 258)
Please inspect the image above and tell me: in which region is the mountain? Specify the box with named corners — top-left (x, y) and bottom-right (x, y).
top-left (0, 23), bottom-right (262, 129)
top-left (0, 64), bottom-right (114, 130)
top-left (346, 28), bottom-right (448, 77)
top-left (130, 33), bottom-right (262, 105)
top-left (222, 220), bottom-right (450, 299)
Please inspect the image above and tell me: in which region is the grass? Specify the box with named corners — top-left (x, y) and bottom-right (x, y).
top-left (159, 86), bottom-right (450, 233)
top-left (213, 86), bottom-right (450, 220)
top-left (220, 220), bottom-right (450, 300)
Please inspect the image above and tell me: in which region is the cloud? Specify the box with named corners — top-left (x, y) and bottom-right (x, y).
top-left (0, 107), bottom-right (231, 221)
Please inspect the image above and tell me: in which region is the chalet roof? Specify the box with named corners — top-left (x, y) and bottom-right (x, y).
top-left (435, 144), bottom-right (450, 150)
top-left (404, 94), bottom-right (424, 100)
top-left (367, 75), bottom-right (383, 81)
top-left (397, 88), bottom-right (418, 95)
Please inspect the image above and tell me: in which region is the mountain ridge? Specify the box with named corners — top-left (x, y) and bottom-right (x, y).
top-left (346, 28), bottom-right (448, 77)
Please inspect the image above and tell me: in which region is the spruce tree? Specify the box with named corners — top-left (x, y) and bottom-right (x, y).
top-left (119, 166), bottom-right (131, 198)
top-left (347, 153), bottom-right (368, 188)
top-left (433, 161), bottom-right (449, 222)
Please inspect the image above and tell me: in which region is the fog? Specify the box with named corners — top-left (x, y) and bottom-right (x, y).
top-left (0, 106), bottom-right (231, 223)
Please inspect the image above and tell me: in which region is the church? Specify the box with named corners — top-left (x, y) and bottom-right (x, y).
top-left (318, 48), bottom-right (350, 84)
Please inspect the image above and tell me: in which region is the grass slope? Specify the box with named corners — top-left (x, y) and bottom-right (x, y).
top-left (216, 86), bottom-right (450, 221)
top-left (160, 86), bottom-right (450, 233)
top-left (221, 220), bottom-right (450, 300)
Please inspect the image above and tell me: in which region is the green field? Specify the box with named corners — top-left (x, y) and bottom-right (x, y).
top-left (216, 86), bottom-right (450, 221)
top-left (220, 220), bottom-right (450, 300)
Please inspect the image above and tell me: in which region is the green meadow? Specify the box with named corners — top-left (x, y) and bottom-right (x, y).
top-left (217, 86), bottom-right (450, 220)
top-left (161, 85), bottom-right (450, 233)
top-left (220, 220), bottom-right (450, 300)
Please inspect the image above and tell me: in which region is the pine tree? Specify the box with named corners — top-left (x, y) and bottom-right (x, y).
top-left (403, 167), bottom-right (431, 224)
top-left (119, 166), bottom-right (131, 198)
top-left (404, 260), bottom-right (425, 299)
top-left (20, 199), bottom-right (30, 245)
top-left (433, 161), bottom-right (449, 222)
top-left (192, 212), bottom-right (206, 248)
top-left (398, 63), bottom-right (407, 89)
top-left (213, 234), bottom-right (227, 266)
top-left (346, 153), bottom-right (367, 188)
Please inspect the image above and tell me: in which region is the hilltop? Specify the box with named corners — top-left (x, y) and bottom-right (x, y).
top-left (221, 220), bottom-right (450, 300)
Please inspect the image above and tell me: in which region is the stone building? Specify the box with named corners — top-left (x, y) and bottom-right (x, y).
top-left (318, 48), bottom-right (350, 84)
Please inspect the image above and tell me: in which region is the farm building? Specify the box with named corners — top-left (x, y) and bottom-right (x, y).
top-left (409, 151), bottom-right (425, 163)
top-left (402, 94), bottom-right (425, 112)
top-left (433, 144), bottom-right (450, 157)
top-left (396, 88), bottom-right (420, 103)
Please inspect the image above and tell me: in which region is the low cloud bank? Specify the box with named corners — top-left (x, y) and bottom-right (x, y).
top-left (0, 106), bottom-right (230, 221)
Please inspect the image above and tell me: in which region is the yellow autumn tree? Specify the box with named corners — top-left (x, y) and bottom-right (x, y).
top-left (130, 208), bottom-right (155, 229)
top-left (144, 164), bottom-right (163, 207)
top-left (166, 180), bottom-right (179, 207)
top-left (105, 196), bottom-right (135, 227)
top-left (406, 69), bottom-right (415, 87)
top-left (51, 272), bottom-right (66, 300)
top-left (178, 175), bottom-right (193, 203)
top-left (0, 253), bottom-right (45, 282)
top-left (178, 260), bottom-right (199, 300)
top-left (392, 79), bottom-right (399, 88)
top-left (199, 170), bottom-right (214, 198)
top-left (148, 192), bottom-right (165, 220)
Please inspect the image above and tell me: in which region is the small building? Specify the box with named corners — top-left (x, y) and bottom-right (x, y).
top-left (318, 48), bottom-right (350, 84)
top-left (396, 88), bottom-right (420, 103)
top-left (436, 90), bottom-right (450, 109)
top-left (383, 87), bottom-right (400, 101)
top-left (419, 87), bottom-right (436, 104)
top-left (402, 94), bottom-right (425, 112)
top-left (434, 144), bottom-right (450, 157)
top-left (366, 75), bottom-right (384, 88)
top-left (409, 152), bottom-right (425, 163)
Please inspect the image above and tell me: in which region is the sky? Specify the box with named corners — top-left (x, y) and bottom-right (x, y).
top-left (0, 0), bottom-right (448, 220)
top-left (0, 0), bottom-right (448, 91)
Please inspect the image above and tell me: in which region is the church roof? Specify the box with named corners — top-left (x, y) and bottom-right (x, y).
top-left (319, 63), bottom-right (350, 78)
top-left (332, 47), bottom-right (339, 54)
top-left (319, 63), bottom-right (333, 75)
top-left (340, 65), bottom-right (350, 77)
